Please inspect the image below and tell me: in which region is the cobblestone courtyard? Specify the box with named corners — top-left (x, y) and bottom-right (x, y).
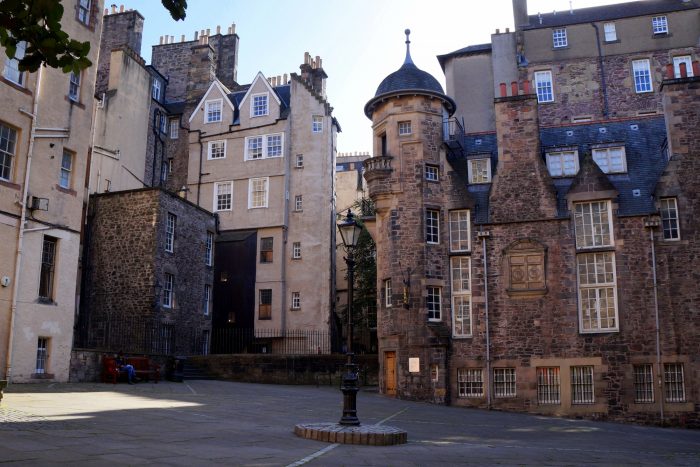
top-left (1, 381), bottom-right (699, 465)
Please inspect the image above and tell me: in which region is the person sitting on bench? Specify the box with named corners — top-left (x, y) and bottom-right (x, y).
top-left (116, 351), bottom-right (136, 384)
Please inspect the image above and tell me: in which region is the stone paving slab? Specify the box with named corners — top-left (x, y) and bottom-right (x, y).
top-left (0, 381), bottom-right (699, 466)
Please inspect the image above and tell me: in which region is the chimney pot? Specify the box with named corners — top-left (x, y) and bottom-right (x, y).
top-left (511, 81), bottom-right (518, 96)
top-left (119, 4), bottom-right (124, 12)
top-left (232, 23), bottom-right (236, 34)
top-left (170, 35), bottom-right (174, 44)
top-left (496, 28), bottom-right (500, 34)
top-left (181, 34), bottom-right (185, 42)
top-left (104, 8), bottom-right (108, 15)
top-left (216, 25), bottom-right (221, 35)
top-left (159, 36), bottom-right (164, 45)
top-left (506, 27), bottom-right (510, 33)
top-left (523, 80), bottom-right (531, 94)
top-left (283, 73), bottom-right (288, 83)
top-left (111, 4), bottom-right (117, 13)
top-left (206, 28), bottom-right (211, 36)
top-left (194, 31), bottom-right (199, 41)
top-left (500, 82), bottom-right (507, 97)
top-left (228, 26), bottom-right (232, 34)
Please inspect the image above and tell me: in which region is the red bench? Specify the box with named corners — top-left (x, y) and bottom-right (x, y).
top-left (101, 356), bottom-right (160, 383)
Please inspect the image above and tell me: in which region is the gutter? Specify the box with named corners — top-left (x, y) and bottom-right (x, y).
top-left (591, 23), bottom-right (609, 118)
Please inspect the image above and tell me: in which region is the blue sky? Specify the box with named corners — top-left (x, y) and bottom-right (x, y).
top-left (123, 0), bottom-right (624, 153)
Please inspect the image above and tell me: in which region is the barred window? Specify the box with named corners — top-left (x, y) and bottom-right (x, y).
top-left (634, 364), bottom-right (654, 403)
top-left (664, 363), bottom-right (685, 403)
top-left (494, 368), bottom-right (516, 398)
top-left (458, 368), bottom-right (484, 397)
top-left (36, 337), bottom-right (49, 374)
top-left (537, 367), bottom-right (560, 404)
top-left (571, 366), bottom-right (595, 404)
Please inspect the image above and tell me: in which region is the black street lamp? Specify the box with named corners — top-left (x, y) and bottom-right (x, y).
top-left (337, 209), bottom-right (363, 426)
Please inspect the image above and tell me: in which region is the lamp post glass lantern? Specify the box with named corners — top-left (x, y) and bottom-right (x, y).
top-left (338, 209), bottom-right (362, 426)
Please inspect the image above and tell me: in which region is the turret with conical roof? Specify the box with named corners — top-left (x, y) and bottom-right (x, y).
top-left (362, 30), bottom-right (472, 404)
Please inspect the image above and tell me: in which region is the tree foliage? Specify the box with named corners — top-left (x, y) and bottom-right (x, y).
top-left (0, 0), bottom-right (187, 73)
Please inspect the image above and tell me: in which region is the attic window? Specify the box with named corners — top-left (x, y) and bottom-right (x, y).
top-left (651, 16), bottom-right (668, 35)
top-left (592, 146), bottom-right (626, 173)
top-left (251, 93), bottom-right (269, 117)
top-left (552, 28), bottom-right (567, 48)
top-left (205, 99), bottom-right (222, 123)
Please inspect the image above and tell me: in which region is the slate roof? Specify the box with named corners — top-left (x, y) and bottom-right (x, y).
top-left (449, 118), bottom-right (668, 222)
top-left (523, 0), bottom-right (699, 30)
top-left (365, 32), bottom-right (455, 118)
top-left (229, 84), bottom-right (291, 123)
top-left (437, 43), bottom-right (492, 71)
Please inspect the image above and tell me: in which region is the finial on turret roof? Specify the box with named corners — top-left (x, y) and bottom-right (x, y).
top-left (404, 28), bottom-right (413, 65)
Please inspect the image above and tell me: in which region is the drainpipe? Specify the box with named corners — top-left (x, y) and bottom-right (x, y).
top-left (196, 130), bottom-right (204, 205)
top-left (644, 217), bottom-right (664, 423)
top-left (478, 230), bottom-right (492, 409)
top-left (151, 110), bottom-right (160, 187)
top-left (6, 66), bottom-right (44, 383)
top-left (591, 23), bottom-right (609, 118)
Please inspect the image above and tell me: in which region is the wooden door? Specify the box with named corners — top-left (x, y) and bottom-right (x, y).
top-left (384, 351), bottom-right (397, 396)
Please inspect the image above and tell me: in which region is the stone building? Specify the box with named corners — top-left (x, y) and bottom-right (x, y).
top-left (363, 0), bottom-right (699, 427)
top-left (0, 0), bottom-right (104, 382)
top-left (186, 55), bottom-right (340, 352)
top-left (76, 6), bottom-right (219, 355)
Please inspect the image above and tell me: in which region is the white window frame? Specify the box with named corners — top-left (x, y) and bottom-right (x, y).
top-left (312, 115), bottom-right (323, 133)
top-left (537, 367), bottom-right (561, 404)
top-left (207, 140), bottom-right (226, 160)
top-left (385, 278), bottom-right (392, 307)
top-left (0, 123), bottom-right (17, 182)
top-left (292, 241), bottom-right (302, 259)
top-left (577, 251), bottom-right (619, 333)
top-left (294, 195), bottom-right (302, 211)
top-left (652, 15), bottom-right (668, 35)
top-left (205, 99), bottom-right (223, 123)
top-left (534, 70), bottom-right (554, 103)
top-left (552, 28), bottom-right (568, 48)
top-left (4, 40), bottom-right (26, 86)
top-left (426, 209), bottom-right (440, 244)
top-left (468, 158), bottom-right (491, 184)
top-left (77, 0), bottom-right (91, 25)
top-left (546, 150), bottom-right (579, 177)
top-left (169, 118), bottom-right (179, 139)
top-left (165, 212), bottom-right (176, 253)
top-left (163, 273), bottom-right (174, 308)
top-left (214, 181), bottom-right (233, 212)
top-left (244, 133), bottom-right (284, 160)
top-left (204, 284), bottom-right (211, 316)
top-left (152, 78), bottom-right (161, 101)
top-left (248, 177), bottom-right (269, 209)
top-left (69, 71), bottom-right (80, 102)
top-left (659, 197), bottom-right (680, 241)
top-left (205, 232), bottom-right (213, 265)
top-left (449, 209), bottom-right (470, 252)
top-left (291, 292), bottom-right (301, 310)
top-left (458, 368), bottom-right (484, 398)
top-left (425, 164), bottom-right (439, 182)
top-left (398, 121), bottom-right (412, 135)
top-left (603, 22), bottom-right (617, 41)
top-left (592, 146), bottom-right (627, 173)
top-left (451, 256), bottom-right (472, 337)
top-left (494, 368), bottom-right (516, 398)
top-left (672, 55), bottom-right (694, 78)
top-left (573, 201), bottom-right (614, 249)
top-left (632, 59), bottom-right (653, 93)
top-left (634, 364), bottom-right (654, 403)
top-left (427, 286), bottom-right (441, 321)
top-left (59, 151), bottom-right (73, 189)
top-left (571, 366), bottom-right (595, 404)
top-left (251, 93), bottom-right (269, 117)
top-left (295, 154), bottom-right (304, 168)
top-left (664, 363), bottom-right (686, 403)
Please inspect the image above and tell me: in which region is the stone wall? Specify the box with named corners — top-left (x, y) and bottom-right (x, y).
top-left (188, 354), bottom-right (378, 386)
top-left (96, 9), bottom-right (144, 96)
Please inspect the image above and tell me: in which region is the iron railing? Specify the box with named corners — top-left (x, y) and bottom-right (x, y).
top-left (76, 316), bottom-right (333, 356)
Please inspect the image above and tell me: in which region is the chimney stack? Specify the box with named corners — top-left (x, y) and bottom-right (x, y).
top-left (512, 0), bottom-right (529, 31)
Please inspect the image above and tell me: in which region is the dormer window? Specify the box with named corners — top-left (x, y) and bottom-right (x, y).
top-left (592, 146), bottom-right (626, 173)
top-left (251, 93), bottom-right (268, 117)
top-left (152, 79), bottom-right (161, 101)
top-left (552, 28), bottom-right (567, 48)
top-left (205, 99), bottom-right (222, 123)
top-left (651, 16), bottom-right (668, 35)
top-left (546, 149), bottom-right (579, 177)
